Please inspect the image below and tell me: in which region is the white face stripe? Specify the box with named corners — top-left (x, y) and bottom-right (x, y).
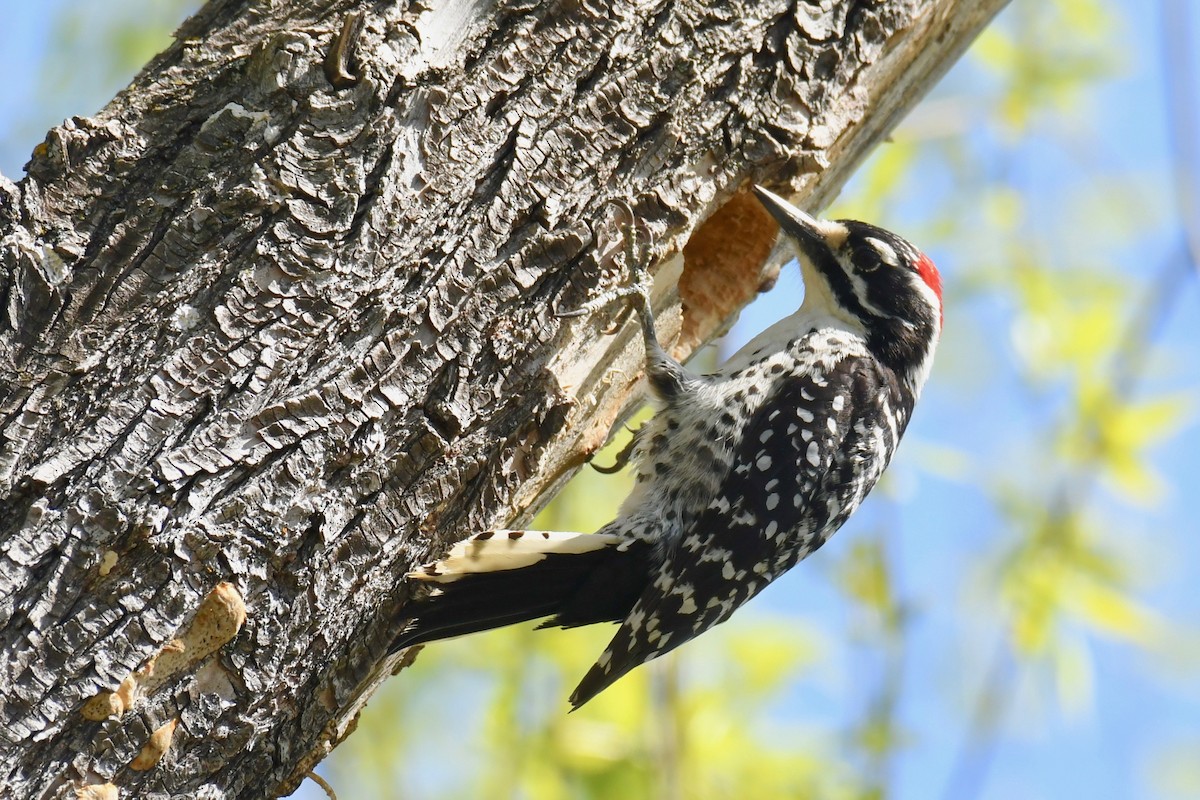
top-left (864, 236), bottom-right (900, 267)
top-left (841, 261), bottom-right (890, 319)
top-left (902, 270), bottom-right (942, 394)
top-left (842, 236), bottom-right (941, 328)
top-left (908, 269), bottom-right (942, 327)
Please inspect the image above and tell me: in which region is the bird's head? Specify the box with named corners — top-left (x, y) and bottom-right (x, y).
top-left (753, 185), bottom-right (942, 392)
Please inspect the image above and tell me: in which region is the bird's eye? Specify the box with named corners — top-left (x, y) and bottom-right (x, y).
top-left (853, 237), bottom-right (900, 272)
top-left (850, 245), bottom-right (883, 272)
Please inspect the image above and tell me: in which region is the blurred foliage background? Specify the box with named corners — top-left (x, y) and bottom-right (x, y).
top-left (2, 0), bottom-right (1197, 798)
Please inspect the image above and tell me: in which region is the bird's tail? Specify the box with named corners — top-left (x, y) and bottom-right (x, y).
top-left (391, 530), bottom-right (648, 654)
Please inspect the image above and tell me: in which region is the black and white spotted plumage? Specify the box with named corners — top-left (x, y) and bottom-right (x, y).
top-left (391, 186), bottom-right (942, 709)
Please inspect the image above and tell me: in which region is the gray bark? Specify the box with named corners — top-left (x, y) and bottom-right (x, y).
top-left (0, 0), bottom-right (1006, 796)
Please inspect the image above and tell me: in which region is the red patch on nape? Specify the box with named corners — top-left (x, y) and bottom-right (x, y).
top-left (915, 253), bottom-right (943, 328)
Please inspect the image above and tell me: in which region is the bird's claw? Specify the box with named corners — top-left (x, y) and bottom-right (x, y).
top-left (588, 424), bottom-right (642, 475)
top-left (553, 198), bottom-right (654, 322)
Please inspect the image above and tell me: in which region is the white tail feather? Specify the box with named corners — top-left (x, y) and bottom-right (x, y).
top-left (409, 530), bottom-right (626, 583)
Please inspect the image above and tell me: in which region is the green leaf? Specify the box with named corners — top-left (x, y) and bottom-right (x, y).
top-left (1051, 637), bottom-right (1096, 717)
top-left (1060, 576), bottom-right (1164, 644)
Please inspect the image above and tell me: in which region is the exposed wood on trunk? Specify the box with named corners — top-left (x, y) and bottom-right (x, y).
top-left (0, 0), bottom-right (1007, 796)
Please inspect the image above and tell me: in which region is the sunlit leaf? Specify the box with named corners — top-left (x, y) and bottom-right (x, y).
top-left (1061, 576), bottom-right (1163, 644)
top-left (1060, 385), bottom-right (1196, 503)
top-left (1146, 739), bottom-right (1200, 799)
top-left (1103, 393), bottom-right (1196, 451)
top-left (724, 620), bottom-right (819, 694)
top-left (905, 440), bottom-right (978, 484)
top-left (1051, 636), bottom-right (1095, 717)
top-left (983, 187), bottom-right (1025, 229)
top-left (839, 539), bottom-right (893, 618)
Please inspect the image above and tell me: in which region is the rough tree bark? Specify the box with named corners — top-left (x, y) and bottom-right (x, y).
top-left (0, 0), bottom-right (1006, 796)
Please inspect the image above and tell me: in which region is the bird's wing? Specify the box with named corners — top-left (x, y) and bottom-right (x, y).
top-left (570, 355), bottom-right (884, 708)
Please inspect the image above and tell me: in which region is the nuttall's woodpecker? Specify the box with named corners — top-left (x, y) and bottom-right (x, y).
top-left (391, 186), bottom-right (943, 709)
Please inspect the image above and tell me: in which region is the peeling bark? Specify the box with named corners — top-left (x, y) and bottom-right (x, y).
top-left (0, 0), bottom-right (1006, 796)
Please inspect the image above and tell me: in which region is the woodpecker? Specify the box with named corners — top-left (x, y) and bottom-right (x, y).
top-left (391, 186), bottom-right (943, 709)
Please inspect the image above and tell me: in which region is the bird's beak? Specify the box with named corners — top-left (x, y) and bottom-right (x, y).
top-left (752, 185), bottom-right (847, 252)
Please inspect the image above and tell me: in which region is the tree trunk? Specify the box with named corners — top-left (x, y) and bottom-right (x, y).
top-left (0, 0), bottom-right (1006, 796)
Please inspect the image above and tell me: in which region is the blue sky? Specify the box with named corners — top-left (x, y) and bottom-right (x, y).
top-left (3, 2), bottom-right (1197, 799)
